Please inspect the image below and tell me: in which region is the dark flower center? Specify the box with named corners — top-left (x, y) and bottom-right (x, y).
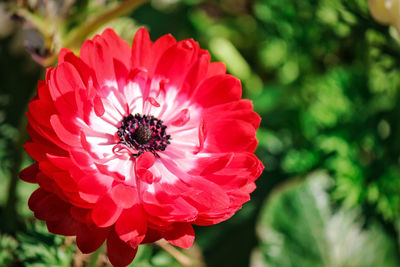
top-left (133, 125), bottom-right (153, 144)
top-left (117, 113), bottom-right (171, 157)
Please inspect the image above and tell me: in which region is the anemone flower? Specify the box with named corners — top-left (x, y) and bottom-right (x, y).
top-left (20, 28), bottom-right (264, 267)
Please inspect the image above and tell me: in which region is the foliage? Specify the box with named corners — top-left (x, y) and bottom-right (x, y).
top-left (251, 171), bottom-right (400, 267)
top-left (0, 221), bottom-right (75, 267)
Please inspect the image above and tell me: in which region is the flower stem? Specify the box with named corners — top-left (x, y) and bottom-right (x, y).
top-left (63, 0), bottom-right (149, 50)
top-left (14, 8), bottom-right (52, 38)
top-left (155, 240), bottom-right (193, 266)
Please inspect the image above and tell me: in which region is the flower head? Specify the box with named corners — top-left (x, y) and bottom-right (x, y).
top-left (21, 28), bottom-right (263, 266)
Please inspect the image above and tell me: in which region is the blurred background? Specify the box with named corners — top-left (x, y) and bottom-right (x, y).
top-left (1, 0), bottom-right (400, 266)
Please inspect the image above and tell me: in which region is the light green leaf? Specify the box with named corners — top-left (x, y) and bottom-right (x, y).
top-left (252, 171), bottom-right (400, 267)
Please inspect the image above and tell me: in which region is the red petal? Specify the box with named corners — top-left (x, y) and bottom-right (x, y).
top-left (205, 119), bottom-right (257, 153)
top-left (93, 95), bottom-right (105, 117)
top-left (78, 173), bottom-right (113, 203)
top-left (163, 223), bottom-right (195, 249)
top-left (50, 115), bottom-right (81, 147)
top-left (46, 154), bottom-right (75, 170)
top-left (115, 205), bottom-right (147, 247)
top-left (180, 52), bottom-right (210, 97)
top-left (192, 74), bottom-right (242, 108)
top-left (49, 170), bottom-right (78, 192)
top-left (141, 227), bottom-right (162, 244)
top-left (204, 99), bottom-right (261, 129)
top-left (36, 173), bottom-right (55, 192)
top-left (76, 223), bottom-right (110, 253)
top-left (150, 34), bottom-right (176, 72)
top-left (147, 96), bottom-right (160, 107)
top-left (131, 27), bottom-right (152, 71)
top-left (191, 153), bottom-right (233, 176)
top-left (154, 39), bottom-right (199, 87)
top-left (46, 213), bottom-right (80, 236)
top-left (28, 189), bottom-right (71, 221)
top-left (101, 28), bottom-right (131, 67)
top-left (24, 140), bottom-right (66, 162)
top-left (80, 29), bottom-right (130, 85)
top-left (204, 153), bottom-right (263, 188)
top-left (136, 152), bottom-right (155, 169)
top-left (206, 62), bottom-right (226, 78)
top-left (110, 184), bottom-right (137, 209)
top-left (70, 207), bottom-right (91, 223)
top-left (171, 108), bottom-right (190, 127)
top-left (48, 62), bottom-right (84, 106)
top-left (57, 48), bottom-right (98, 89)
top-left (107, 230), bottom-right (138, 267)
top-left (131, 27), bottom-right (176, 76)
top-left (19, 164), bottom-right (39, 183)
top-left (136, 169), bottom-right (154, 184)
top-left (91, 193), bottom-right (122, 227)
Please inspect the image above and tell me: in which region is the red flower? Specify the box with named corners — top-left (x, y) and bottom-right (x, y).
top-left (20, 28), bottom-right (263, 266)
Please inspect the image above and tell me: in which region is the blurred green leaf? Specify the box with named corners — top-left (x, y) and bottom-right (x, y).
top-left (16, 221), bottom-right (74, 267)
top-left (209, 37), bottom-right (251, 81)
top-left (0, 234), bottom-right (18, 266)
top-left (252, 171), bottom-right (400, 267)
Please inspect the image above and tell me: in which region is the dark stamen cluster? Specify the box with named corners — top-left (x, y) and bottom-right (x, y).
top-left (117, 114), bottom-right (171, 157)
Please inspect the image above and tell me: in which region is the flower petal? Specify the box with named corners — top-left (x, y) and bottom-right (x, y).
top-left (110, 184), bottom-right (137, 209)
top-left (91, 193), bottom-right (122, 227)
top-left (115, 205), bottom-right (147, 247)
top-left (76, 223), bottom-right (110, 253)
top-left (107, 230), bottom-right (138, 267)
top-left (19, 164), bottom-right (39, 183)
top-left (163, 223), bottom-right (195, 249)
top-left (192, 74), bottom-right (241, 108)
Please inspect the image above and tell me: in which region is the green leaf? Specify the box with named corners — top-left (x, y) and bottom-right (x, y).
top-left (252, 171), bottom-right (400, 267)
top-left (0, 234), bottom-right (18, 266)
top-left (16, 221), bottom-right (75, 267)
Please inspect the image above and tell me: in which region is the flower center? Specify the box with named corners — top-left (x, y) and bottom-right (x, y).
top-left (133, 125), bottom-right (152, 145)
top-left (117, 114), bottom-right (171, 157)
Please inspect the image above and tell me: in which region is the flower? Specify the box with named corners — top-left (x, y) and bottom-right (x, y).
top-left (20, 28), bottom-right (263, 266)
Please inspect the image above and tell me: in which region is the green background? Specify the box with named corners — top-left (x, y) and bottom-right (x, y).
top-left (1, 0), bottom-right (400, 266)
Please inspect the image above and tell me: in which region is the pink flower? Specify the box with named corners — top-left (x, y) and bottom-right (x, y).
top-left (20, 28), bottom-right (263, 266)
